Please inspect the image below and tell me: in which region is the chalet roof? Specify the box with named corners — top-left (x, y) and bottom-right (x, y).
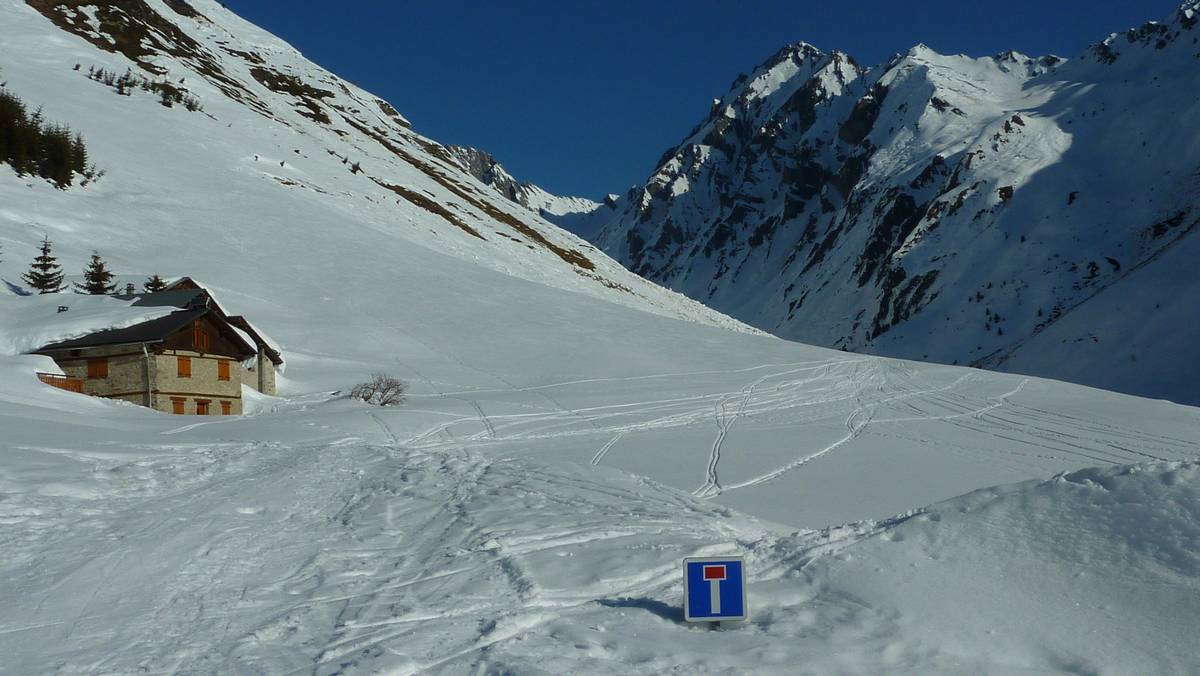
top-left (35, 307), bottom-right (256, 358)
top-left (227, 315), bottom-right (284, 365)
top-left (164, 277), bottom-right (204, 292)
top-left (118, 289), bottom-right (211, 311)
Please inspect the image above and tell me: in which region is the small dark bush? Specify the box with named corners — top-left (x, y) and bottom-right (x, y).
top-left (350, 373), bottom-right (406, 406)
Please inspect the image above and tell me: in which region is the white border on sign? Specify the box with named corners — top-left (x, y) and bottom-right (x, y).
top-left (682, 555), bottom-right (748, 622)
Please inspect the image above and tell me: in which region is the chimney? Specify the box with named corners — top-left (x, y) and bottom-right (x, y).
top-left (57, 305), bottom-right (69, 313)
top-left (126, 283), bottom-right (136, 295)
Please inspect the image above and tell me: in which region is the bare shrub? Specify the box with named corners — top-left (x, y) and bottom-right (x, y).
top-left (350, 373), bottom-right (406, 406)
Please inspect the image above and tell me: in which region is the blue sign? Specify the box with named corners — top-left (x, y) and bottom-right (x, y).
top-left (683, 555), bottom-right (747, 622)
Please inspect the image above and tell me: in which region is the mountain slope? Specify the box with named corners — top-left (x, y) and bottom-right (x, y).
top-left (445, 144), bottom-right (618, 238)
top-left (1, 2), bottom-right (1199, 673)
top-left (0, 0), bottom-right (743, 333)
top-left (595, 2), bottom-right (1200, 404)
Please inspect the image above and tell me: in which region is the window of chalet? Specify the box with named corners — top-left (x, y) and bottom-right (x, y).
top-left (86, 358), bottom-right (108, 379)
top-left (196, 400), bottom-right (210, 415)
top-left (177, 356), bottom-right (192, 378)
top-left (171, 397), bottom-right (185, 414)
top-left (192, 321), bottom-right (209, 352)
top-left (220, 401), bottom-right (232, 415)
top-left (218, 359), bottom-right (231, 381)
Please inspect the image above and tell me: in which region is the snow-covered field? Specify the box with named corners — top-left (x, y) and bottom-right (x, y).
top-left (1, 1), bottom-right (1198, 673)
top-left (3, 283), bottom-right (1198, 673)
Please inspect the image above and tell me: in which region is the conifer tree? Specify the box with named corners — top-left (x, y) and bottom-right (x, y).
top-left (143, 273), bottom-right (167, 293)
top-left (70, 131), bottom-right (88, 174)
top-left (39, 124), bottom-right (73, 188)
top-left (74, 251), bottom-right (117, 295)
top-left (22, 236), bottom-right (65, 294)
top-left (1, 89), bottom-right (93, 186)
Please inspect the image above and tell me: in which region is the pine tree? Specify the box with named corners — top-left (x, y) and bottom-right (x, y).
top-left (22, 236), bottom-right (65, 294)
top-left (143, 273), bottom-right (167, 293)
top-left (39, 124), bottom-right (73, 188)
top-left (74, 251), bottom-right (117, 295)
top-left (2, 89), bottom-right (92, 186)
top-left (70, 131), bottom-right (88, 175)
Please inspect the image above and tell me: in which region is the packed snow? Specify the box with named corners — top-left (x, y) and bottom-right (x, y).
top-left (2, 337), bottom-right (1197, 673)
top-left (0, 0), bottom-right (1198, 673)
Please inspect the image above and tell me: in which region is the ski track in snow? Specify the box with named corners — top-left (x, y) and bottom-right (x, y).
top-left (590, 432), bottom-right (623, 466)
top-left (2, 358), bottom-right (1197, 673)
top-left (692, 361), bottom-right (846, 498)
top-left (383, 353), bottom-right (1191, 514)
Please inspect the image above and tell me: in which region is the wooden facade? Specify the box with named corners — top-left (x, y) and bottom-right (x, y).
top-left (37, 372), bottom-right (84, 393)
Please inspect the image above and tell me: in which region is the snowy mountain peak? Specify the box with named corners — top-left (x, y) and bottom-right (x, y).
top-left (905, 42), bottom-right (937, 58)
top-left (1088, 0), bottom-right (1199, 64)
top-left (594, 1), bottom-right (1200, 404)
top-left (758, 41), bottom-right (827, 71)
top-left (990, 49), bottom-right (1065, 77)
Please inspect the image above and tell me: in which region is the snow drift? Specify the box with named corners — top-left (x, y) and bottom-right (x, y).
top-left (799, 461), bottom-right (1200, 674)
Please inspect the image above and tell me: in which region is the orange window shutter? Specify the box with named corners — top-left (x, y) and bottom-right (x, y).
top-left (178, 356), bottom-right (191, 377)
top-left (220, 401), bottom-right (231, 415)
top-left (192, 322), bottom-right (210, 352)
top-left (196, 400), bottom-right (209, 415)
top-left (171, 398), bottom-right (185, 414)
top-left (87, 358), bottom-right (108, 379)
top-left (218, 360), bottom-right (230, 381)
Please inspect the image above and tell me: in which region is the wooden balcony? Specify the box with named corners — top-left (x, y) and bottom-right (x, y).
top-left (37, 372), bottom-right (84, 393)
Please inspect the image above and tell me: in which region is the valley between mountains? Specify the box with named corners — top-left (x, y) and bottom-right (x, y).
top-left (0, 1), bottom-right (1198, 673)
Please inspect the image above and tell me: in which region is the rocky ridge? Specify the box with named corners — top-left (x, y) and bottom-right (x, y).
top-left (593, 1), bottom-right (1200, 403)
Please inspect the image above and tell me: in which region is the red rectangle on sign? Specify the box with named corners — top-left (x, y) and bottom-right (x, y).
top-left (703, 565), bottom-right (726, 580)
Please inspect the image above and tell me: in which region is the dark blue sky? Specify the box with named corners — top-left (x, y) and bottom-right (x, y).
top-left (221, 0), bottom-right (1177, 199)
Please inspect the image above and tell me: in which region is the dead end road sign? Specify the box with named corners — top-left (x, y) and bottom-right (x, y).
top-left (683, 555), bottom-right (747, 623)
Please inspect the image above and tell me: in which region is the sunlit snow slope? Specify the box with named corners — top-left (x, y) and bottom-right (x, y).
top-left (0, 0), bottom-right (745, 333)
top-left (1, 1), bottom-right (1198, 673)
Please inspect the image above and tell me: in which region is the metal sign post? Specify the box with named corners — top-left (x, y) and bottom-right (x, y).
top-left (683, 555), bottom-right (747, 625)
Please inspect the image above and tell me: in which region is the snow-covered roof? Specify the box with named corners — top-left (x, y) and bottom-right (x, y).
top-left (36, 307), bottom-right (256, 359)
top-left (0, 288), bottom-right (258, 358)
top-left (0, 293), bottom-right (177, 357)
top-left (227, 315), bottom-right (284, 366)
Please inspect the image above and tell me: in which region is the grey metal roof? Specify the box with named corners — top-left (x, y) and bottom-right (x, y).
top-left (134, 290), bottom-right (207, 309)
top-left (112, 289), bottom-right (209, 310)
